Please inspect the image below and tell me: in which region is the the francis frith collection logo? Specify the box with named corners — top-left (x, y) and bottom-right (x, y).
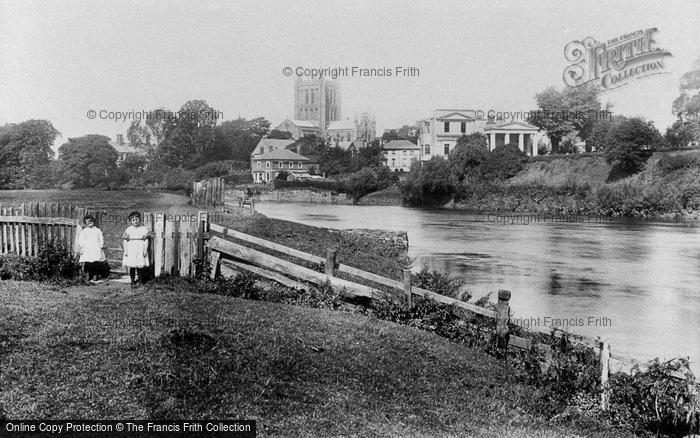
top-left (563, 27), bottom-right (672, 91)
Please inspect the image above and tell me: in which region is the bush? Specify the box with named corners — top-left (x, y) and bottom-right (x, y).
top-left (275, 170), bottom-right (290, 181)
top-left (346, 167), bottom-right (378, 203)
top-left (481, 143), bottom-right (527, 180)
top-left (412, 266), bottom-right (469, 300)
top-left (657, 153), bottom-right (700, 175)
top-left (608, 358), bottom-right (699, 435)
top-left (194, 161), bottom-right (231, 180)
top-left (0, 240), bottom-right (80, 281)
top-left (400, 157), bottom-right (455, 207)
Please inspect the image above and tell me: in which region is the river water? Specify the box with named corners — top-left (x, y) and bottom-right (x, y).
top-left (254, 202), bottom-right (700, 371)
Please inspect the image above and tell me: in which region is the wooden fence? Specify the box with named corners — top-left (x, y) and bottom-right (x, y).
top-left (203, 222), bottom-right (696, 411)
top-left (141, 211), bottom-right (207, 277)
top-left (0, 203), bottom-right (87, 256)
top-left (0, 203), bottom-right (209, 278)
top-left (191, 177), bottom-right (225, 210)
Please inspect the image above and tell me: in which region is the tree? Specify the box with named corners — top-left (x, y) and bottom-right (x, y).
top-left (355, 140), bottom-right (384, 169)
top-left (382, 129), bottom-right (399, 142)
top-left (268, 129), bottom-right (293, 140)
top-left (155, 100), bottom-right (220, 168)
top-left (666, 119), bottom-right (698, 148)
top-left (400, 157), bottom-right (455, 207)
top-left (0, 120), bottom-right (60, 189)
top-left (58, 135), bottom-right (118, 188)
top-left (587, 115), bottom-right (627, 152)
top-left (213, 117), bottom-right (271, 162)
top-left (531, 83), bottom-right (602, 153)
top-left (448, 134), bottom-right (489, 183)
top-left (126, 108), bottom-right (172, 150)
top-left (604, 118), bottom-right (664, 173)
top-left (669, 55), bottom-right (700, 147)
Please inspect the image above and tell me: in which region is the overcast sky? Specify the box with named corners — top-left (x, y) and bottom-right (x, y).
top-left (1, 0), bottom-right (698, 149)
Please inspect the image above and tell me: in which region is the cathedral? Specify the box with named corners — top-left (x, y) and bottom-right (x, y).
top-left (275, 77), bottom-right (376, 147)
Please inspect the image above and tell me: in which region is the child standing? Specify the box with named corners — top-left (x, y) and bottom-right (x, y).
top-left (122, 211), bottom-right (150, 287)
top-left (77, 214), bottom-right (107, 283)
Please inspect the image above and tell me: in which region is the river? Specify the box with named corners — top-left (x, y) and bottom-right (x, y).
top-left (254, 202), bottom-right (700, 372)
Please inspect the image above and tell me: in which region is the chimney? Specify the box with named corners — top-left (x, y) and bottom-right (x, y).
top-left (116, 134), bottom-right (124, 145)
top-left (296, 144), bottom-right (302, 155)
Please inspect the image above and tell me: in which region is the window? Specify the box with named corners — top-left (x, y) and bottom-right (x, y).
top-left (444, 121), bottom-right (450, 132)
top-left (256, 162), bottom-right (261, 169)
top-left (391, 158), bottom-right (396, 166)
top-left (424, 145), bottom-right (430, 155)
top-left (266, 161), bottom-right (270, 168)
top-left (461, 121), bottom-right (466, 133)
top-left (278, 161), bottom-right (283, 168)
top-left (444, 144), bottom-right (450, 155)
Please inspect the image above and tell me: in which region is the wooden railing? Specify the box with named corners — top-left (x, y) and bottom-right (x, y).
top-left (191, 177), bottom-right (225, 210)
top-left (0, 203), bottom-right (86, 256)
top-left (204, 222), bottom-right (697, 411)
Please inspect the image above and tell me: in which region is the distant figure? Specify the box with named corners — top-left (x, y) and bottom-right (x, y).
top-left (77, 214), bottom-right (107, 283)
top-left (122, 211), bottom-right (150, 288)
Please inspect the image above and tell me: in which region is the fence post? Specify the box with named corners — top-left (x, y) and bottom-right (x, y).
top-left (325, 249), bottom-right (337, 276)
top-left (600, 341), bottom-right (611, 411)
top-left (403, 268), bottom-right (412, 307)
top-left (496, 289), bottom-right (511, 352)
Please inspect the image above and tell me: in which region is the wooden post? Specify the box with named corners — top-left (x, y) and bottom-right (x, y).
top-left (197, 218), bottom-right (205, 262)
top-left (325, 249), bottom-right (337, 276)
top-left (403, 268), bottom-right (412, 307)
top-left (496, 289), bottom-right (511, 352)
top-left (600, 341), bottom-right (611, 411)
top-left (209, 250), bottom-right (221, 280)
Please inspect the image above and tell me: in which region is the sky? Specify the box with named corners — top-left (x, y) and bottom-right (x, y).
top-left (1, 0), bottom-right (699, 151)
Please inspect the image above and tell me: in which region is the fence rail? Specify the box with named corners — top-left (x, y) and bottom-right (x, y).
top-left (205, 222), bottom-right (697, 411)
top-left (0, 202), bottom-right (84, 256)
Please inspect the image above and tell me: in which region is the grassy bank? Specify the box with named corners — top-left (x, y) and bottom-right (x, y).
top-left (454, 152), bottom-right (700, 218)
top-left (0, 281), bottom-right (629, 437)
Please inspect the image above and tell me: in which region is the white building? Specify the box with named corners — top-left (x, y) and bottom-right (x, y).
top-left (383, 139), bottom-right (420, 172)
top-left (417, 109), bottom-right (540, 160)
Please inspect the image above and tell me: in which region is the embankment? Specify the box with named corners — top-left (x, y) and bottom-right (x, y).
top-left (454, 152), bottom-right (700, 218)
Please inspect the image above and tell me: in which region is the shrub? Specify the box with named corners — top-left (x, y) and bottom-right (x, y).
top-left (194, 161), bottom-right (231, 180)
top-left (657, 153), bottom-right (700, 175)
top-left (33, 239), bottom-right (80, 280)
top-left (400, 157), bottom-right (455, 207)
top-left (346, 167), bottom-right (378, 203)
top-left (481, 143), bottom-right (527, 180)
top-left (608, 358), bottom-right (699, 435)
top-left (412, 266), bottom-right (469, 300)
top-left (275, 170), bottom-right (290, 181)
top-left (0, 240), bottom-right (80, 281)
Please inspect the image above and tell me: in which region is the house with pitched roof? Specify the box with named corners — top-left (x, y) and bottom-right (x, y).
top-left (251, 149), bottom-right (310, 183)
top-left (417, 109), bottom-right (540, 160)
top-left (110, 134), bottom-right (148, 165)
top-left (252, 137), bottom-right (296, 156)
top-left (383, 139), bottom-right (420, 171)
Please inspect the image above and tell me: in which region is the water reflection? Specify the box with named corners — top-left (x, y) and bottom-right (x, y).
top-left (254, 202), bottom-right (700, 372)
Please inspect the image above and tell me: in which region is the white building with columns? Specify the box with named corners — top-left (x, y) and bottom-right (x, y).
top-left (417, 109), bottom-right (540, 160)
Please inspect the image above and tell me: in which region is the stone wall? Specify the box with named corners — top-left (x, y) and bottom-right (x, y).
top-left (227, 189), bottom-right (352, 204)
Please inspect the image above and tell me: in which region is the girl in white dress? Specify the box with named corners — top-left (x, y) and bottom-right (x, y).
top-left (77, 214), bottom-right (106, 282)
top-left (122, 211), bottom-right (150, 287)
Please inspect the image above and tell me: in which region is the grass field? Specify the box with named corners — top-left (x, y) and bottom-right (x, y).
top-left (0, 188), bottom-right (634, 436)
top-left (0, 281), bottom-right (630, 437)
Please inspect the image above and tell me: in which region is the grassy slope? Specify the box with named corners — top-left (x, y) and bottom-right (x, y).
top-left (0, 281), bottom-right (628, 437)
top-left (510, 156), bottom-right (611, 188)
